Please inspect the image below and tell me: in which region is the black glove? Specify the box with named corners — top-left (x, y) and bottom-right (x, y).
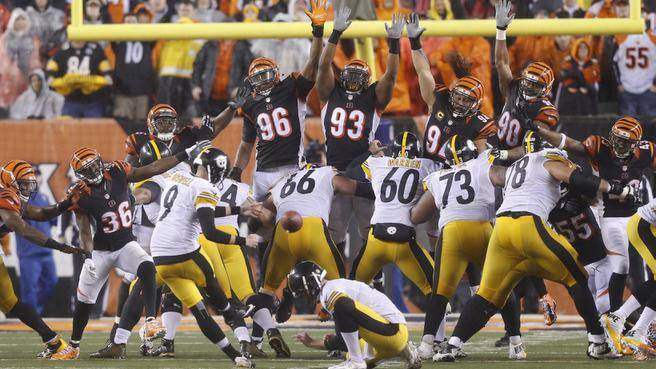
top-left (228, 84), bottom-right (252, 111)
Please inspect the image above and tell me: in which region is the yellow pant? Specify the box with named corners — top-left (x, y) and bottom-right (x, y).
top-left (155, 248), bottom-right (215, 308)
top-left (263, 217), bottom-right (345, 292)
top-left (478, 214), bottom-right (587, 308)
top-left (435, 220), bottom-right (492, 298)
top-left (628, 214), bottom-right (656, 273)
top-left (200, 225), bottom-right (256, 302)
top-left (0, 258), bottom-right (18, 313)
top-left (352, 229), bottom-right (433, 295)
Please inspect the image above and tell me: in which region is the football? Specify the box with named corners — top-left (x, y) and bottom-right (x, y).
top-left (280, 211), bottom-right (303, 233)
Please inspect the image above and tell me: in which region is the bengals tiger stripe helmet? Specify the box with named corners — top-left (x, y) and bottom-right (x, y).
top-left (519, 62), bottom-right (554, 102)
top-left (610, 116), bottom-right (642, 158)
top-left (341, 59), bottom-right (371, 94)
top-left (450, 76), bottom-right (484, 118)
top-left (247, 57), bottom-right (280, 95)
top-left (71, 147), bottom-right (104, 185)
top-left (147, 104), bottom-right (178, 142)
top-left (0, 160), bottom-right (37, 202)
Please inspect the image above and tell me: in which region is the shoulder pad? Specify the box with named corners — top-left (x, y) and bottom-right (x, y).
top-left (545, 152), bottom-right (575, 168)
top-left (534, 105), bottom-right (559, 127)
top-left (0, 189), bottom-right (21, 212)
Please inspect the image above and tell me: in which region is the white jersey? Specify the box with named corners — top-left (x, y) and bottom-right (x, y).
top-left (213, 178), bottom-right (251, 229)
top-left (424, 151), bottom-right (496, 229)
top-left (363, 155), bottom-right (437, 227)
top-left (320, 279), bottom-right (406, 324)
top-left (613, 33), bottom-right (656, 94)
top-left (497, 152), bottom-right (566, 220)
top-left (132, 174), bottom-right (167, 228)
top-left (270, 166), bottom-right (336, 223)
top-left (637, 197), bottom-right (656, 225)
top-left (150, 170), bottom-right (219, 258)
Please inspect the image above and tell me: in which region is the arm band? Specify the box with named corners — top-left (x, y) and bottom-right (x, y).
top-left (410, 37), bottom-right (422, 50)
top-left (569, 170), bottom-right (601, 198)
top-left (328, 29), bottom-right (342, 44)
top-left (496, 29), bottom-right (506, 40)
top-left (44, 238), bottom-right (65, 251)
top-left (312, 24), bottom-right (324, 38)
top-left (558, 133), bottom-right (567, 150)
top-left (387, 38), bottom-right (400, 54)
top-left (214, 206), bottom-right (241, 217)
top-left (354, 181), bottom-right (375, 200)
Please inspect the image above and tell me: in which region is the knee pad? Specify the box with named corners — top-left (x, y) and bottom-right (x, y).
top-left (161, 292), bottom-right (183, 314)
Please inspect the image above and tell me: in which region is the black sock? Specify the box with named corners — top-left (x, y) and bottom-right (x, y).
top-left (422, 294), bottom-right (448, 336)
top-left (499, 292), bottom-right (521, 336)
top-left (71, 301), bottom-right (95, 342)
top-left (528, 277), bottom-right (548, 297)
top-left (189, 301), bottom-right (235, 359)
top-left (568, 283), bottom-right (603, 336)
top-left (9, 302), bottom-right (57, 343)
top-left (633, 280), bottom-right (656, 306)
top-left (117, 283), bottom-right (144, 333)
top-left (609, 273), bottom-right (628, 311)
top-left (136, 262), bottom-right (157, 317)
top-left (251, 323), bottom-right (264, 342)
top-left (452, 295), bottom-right (498, 343)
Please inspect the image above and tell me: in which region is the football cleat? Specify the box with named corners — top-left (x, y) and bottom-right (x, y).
top-left (509, 341), bottom-right (527, 360)
top-left (538, 294), bottom-right (557, 326)
top-left (241, 340), bottom-right (267, 358)
top-left (417, 340), bottom-right (435, 360)
top-left (400, 341), bottom-right (422, 369)
top-left (587, 342), bottom-right (615, 360)
top-left (622, 329), bottom-right (656, 358)
top-left (89, 342), bottom-right (126, 359)
top-left (432, 343), bottom-right (457, 362)
top-left (37, 336), bottom-right (67, 359)
top-left (234, 355), bottom-right (255, 368)
top-left (328, 359), bottom-right (367, 369)
top-left (150, 338), bottom-right (175, 358)
top-left (140, 317), bottom-right (166, 342)
top-left (600, 313), bottom-right (625, 354)
top-left (267, 328), bottom-right (291, 358)
top-left (494, 333), bottom-right (509, 347)
top-left (50, 344), bottom-right (80, 360)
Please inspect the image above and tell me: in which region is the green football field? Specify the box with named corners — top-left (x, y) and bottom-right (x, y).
top-left (0, 329), bottom-right (650, 369)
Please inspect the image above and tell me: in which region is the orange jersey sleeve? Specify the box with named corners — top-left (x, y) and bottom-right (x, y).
top-left (114, 160), bottom-right (133, 176)
top-left (0, 189), bottom-right (21, 213)
top-left (475, 119), bottom-right (498, 140)
top-left (534, 105), bottom-right (559, 127)
top-left (582, 135), bottom-right (602, 159)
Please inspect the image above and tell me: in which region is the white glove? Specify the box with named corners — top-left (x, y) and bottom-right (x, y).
top-left (185, 140), bottom-right (212, 159)
top-left (495, 0), bottom-right (515, 30)
top-left (84, 258), bottom-right (98, 279)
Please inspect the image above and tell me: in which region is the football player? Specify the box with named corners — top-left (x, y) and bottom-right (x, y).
top-left (434, 131), bottom-right (632, 361)
top-left (316, 5), bottom-right (402, 263)
top-left (52, 142), bottom-right (207, 360)
top-left (529, 116), bottom-right (652, 311)
top-left (0, 160), bottom-right (85, 358)
top-left (288, 261), bottom-right (421, 369)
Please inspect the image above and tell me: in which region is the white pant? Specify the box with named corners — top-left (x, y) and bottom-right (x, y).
top-left (328, 194), bottom-right (374, 244)
top-left (252, 165), bottom-right (299, 201)
top-left (585, 256), bottom-right (612, 313)
top-left (600, 216), bottom-right (631, 275)
top-left (133, 224), bottom-right (154, 255)
top-left (77, 241), bottom-right (153, 304)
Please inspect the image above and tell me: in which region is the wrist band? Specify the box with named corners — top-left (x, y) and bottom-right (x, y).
top-left (328, 29), bottom-right (342, 44)
top-left (234, 236), bottom-right (246, 246)
top-left (410, 37), bottom-right (422, 50)
top-left (558, 133), bottom-right (567, 150)
top-left (387, 38), bottom-right (400, 54)
top-left (499, 150), bottom-right (509, 161)
top-left (312, 24), bottom-right (324, 38)
top-left (175, 151), bottom-right (188, 162)
top-left (56, 198), bottom-right (72, 213)
top-left (496, 29), bottom-right (506, 40)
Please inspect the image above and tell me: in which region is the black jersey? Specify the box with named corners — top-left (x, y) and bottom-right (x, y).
top-left (583, 136), bottom-right (656, 217)
top-left (71, 161), bottom-right (136, 251)
top-left (109, 41), bottom-right (155, 96)
top-left (423, 85), bottom-right (496, 165)
top-left (497, 79), bottom-right (559, 150)
top-left (125, 127), bottom-right (198, 157)
top-left (241, 73), bottom-right (314, 170)
top-left (322, 83), bottom-right (379, 171)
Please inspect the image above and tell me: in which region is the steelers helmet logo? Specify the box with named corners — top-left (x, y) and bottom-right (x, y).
top-left (387, 226), bottom-right (397, 235)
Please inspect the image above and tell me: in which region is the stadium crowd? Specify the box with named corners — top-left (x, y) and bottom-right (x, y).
top-left (0, 0), bottom-right (655, 123)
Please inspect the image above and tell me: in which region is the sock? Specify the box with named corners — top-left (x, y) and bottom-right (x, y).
top-left (218, 339), bottom-right (240, 360)
top-left (568, 283), bottom-right (603, 336)
top-left (499, 292), bottom-right (521, 336)
top-left (71, 301), bottom-right (94, 342)
top-left (422, 334), bottom-right (434, 344)
top-left (217, 337), bottom-right (230, 348)
top-left (190, 301), bottom-right (228, 345)
top-left (162, 312), bottom-right (182, 340)
top-left (633, 280), bottom-right (656, 306)
top-left (251, 322), bottom-right (264, 343)
top-left (451, 295), bottom-right (497, 344)
top-left (608, 273), bottom-right (628, 311)
top-left (588, 333), bottom-right (605, 344)
top-left (422, 294), bottom-right (448, 337)
top-left (234, 326), bottom-right (250, 342)
top-left (114, 328), bottom-right (131, 345)
top-left (529, 276), bottom-right (548, 297)
top-left (447, 336), bottom-right (464, 349)
top-left (252, 308), bottom-right (276, 331)
top-left (615, 295), bottom-right (641, 319)
top-left (340, 331), bottom-right (363, 363)
top-left (109, 322), bottom-right (119, 342)
top-left (117, 285), bottom-right (144, 331)
top-left (9, 302), bottom-right (57, 343)
top-left (436, 317), bottom-right (446, 342)
top-left (70, 339), bottom-right (80, 348)
top-left (136, 262), bottom-right (158, 317)
top-left (509, 335), bottom-right (522, 345)
top-left (633, 307), bottom-right (656, 335)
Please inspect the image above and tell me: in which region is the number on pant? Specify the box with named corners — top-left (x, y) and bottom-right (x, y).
top-left (159, 185), bottom-right (179, 221)
top-left (101, 201), bottom-right (132, 233)
top-left (256, 107), bottom-right (292, 141)
top-left (329, 107), bottom-right (366, 141)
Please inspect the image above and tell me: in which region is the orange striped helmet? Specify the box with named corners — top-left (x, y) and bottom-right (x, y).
top-left (341, 59), bottom-right (371, 93)
top-left (70, 147), bottom-right (104, 185)
top-left (247, 57), bottom-right (280, 95)
top-left (610, 116), bottom-right (642, 158)
top-left (450, 76), bottom-right (484, 118)
top-left (520, 62), bottom-right (554, 101)
top-left (147, 104), bottom-right (178, 142)
top-left (0, 160), bottom-right (37, 202)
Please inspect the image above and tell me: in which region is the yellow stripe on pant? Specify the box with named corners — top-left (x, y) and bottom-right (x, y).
top-left (628, 214), bottom-right (656, 273)
top-left (0, 258), bottom-right (18, 313)
top-left (155, 248), bottom-right (214, 308)
top-left (199, 225), bottom-right (255, 302)
top-left (478, 215), bottom-right (587, 308)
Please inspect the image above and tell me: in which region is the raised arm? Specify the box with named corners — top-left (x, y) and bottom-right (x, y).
top-left (0, 208), bottom-right (80, 254)
top-left (317, 5), bottom-right (352, 101)
top-left (201, 84), bottom-right (252, 140)
top-left (127, 141), bottom-right (210, 183)
top-left (545, 159), bottom-right (634, 201)
top-left (407, 13), bottom-right (436, 108)
top-left (233, 140), bottom-right (255, 175)
top-left (375, 13), bottom-right (403, 111)
top-left (494, 0), bottom-right (515, 98)
top-left (302, 0), bottom-right (329, 81)
top-left (532, 125), bottom-right (587, 156)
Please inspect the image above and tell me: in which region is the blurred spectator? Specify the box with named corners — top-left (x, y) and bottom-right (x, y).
top-left (612, 31), bottom-right (656, 116)
top-left (258, 0), bottom-right (288, 21)
top-left (0, 3), bottom-right (11, 33)
top-left (46, 41), bottom-right (113, 118)
top-left (463, 0), bottom-right (495, 19)
top-left (146, 0), bottom-right (174, 22)
top-left (242, 3), bottom-right (260, 22)
top-left (555, 39), bottom-right (600, 115)
top-left (586, 0), bottom-right (629, 18)
top-left (84, 0), bottom-right (106, 24)
top-left (14, 166), bottom-right (58, 315)
top-left (154, 0), bottom-right (204, 118)
top-left (250, 13), bottom-right (309, 76)
top-left (10, 69), bottom-right (64, 119)
top-left (555, 0), bottom-right (586, 18)
top-left (192, 38), bottom-right (253, 116)
top-left (509, 11), bottom-right (569, 77)
top-left (0, 8), bottom-right (42, 116)
top-left (375, 0), bottom-right (412, 20)
top-left (427, 0), bottom-right (454, 20)
top-left (194, 0), bottom-right (229, 22)
top-left (304, 139), bottom-right (326, 166)
top-left (106, 12), bottom-right (155, 122)
top-left (516, 0), bottom-right (562, 18)
top-left (26, 0), bottom-right (65, 58)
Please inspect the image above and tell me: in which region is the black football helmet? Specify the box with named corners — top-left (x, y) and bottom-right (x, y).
top-left (286, 261), bottom-right (325, 299)
top-left (139, 139), bottom-right (171, 167)
top-left (523, 130), bottom-right (554, 154)
top-left (444, 134), bottom-right (478, 167)
top-left (390, 131), bottom-right (423, 159)
top-left (193, 147), bottom-right (230, 184)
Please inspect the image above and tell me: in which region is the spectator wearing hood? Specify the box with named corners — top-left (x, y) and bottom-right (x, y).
top-left (0, 8), bottom-right (42, 116)
top-left (194, 0), bottom-right (229, 22)
top-left (555, 39), bottom-right (600, 115)
top-left (25, 0), bottom-right (65, 57)
top-left (146, 0), bottom-right (175, 22)
top-left (10, 69), bottom-right (64, 119)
